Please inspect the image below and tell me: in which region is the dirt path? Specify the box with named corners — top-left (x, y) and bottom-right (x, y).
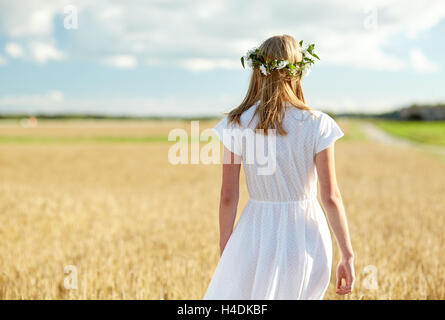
top-left (359, 121), bottom-right (445, 156)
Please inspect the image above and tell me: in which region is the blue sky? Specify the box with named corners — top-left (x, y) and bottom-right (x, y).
top-left (0, 0), bottom-right (444, 116)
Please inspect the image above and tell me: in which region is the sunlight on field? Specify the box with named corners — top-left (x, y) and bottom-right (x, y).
top-left (0, 119), bottom-right (444, 299)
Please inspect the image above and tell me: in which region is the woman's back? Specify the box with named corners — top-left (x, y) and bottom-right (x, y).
top-left (214, 101), bottom-right (344, 202)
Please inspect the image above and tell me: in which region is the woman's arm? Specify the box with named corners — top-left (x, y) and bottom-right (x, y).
top-left (218, 146), bottom-right (241, 256)
top-left (315, 144), bottom-right (355, 295)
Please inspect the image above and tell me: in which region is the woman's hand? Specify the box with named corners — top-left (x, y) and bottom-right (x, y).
top-left (336, 256), bottom-right (355, 295)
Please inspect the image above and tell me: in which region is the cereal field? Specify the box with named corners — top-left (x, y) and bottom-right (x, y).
top-left (0, 119), bottom-right (444, 299)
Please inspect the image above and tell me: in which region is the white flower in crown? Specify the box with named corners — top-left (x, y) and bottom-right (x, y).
top-left (246, 47), bottom-right (256, 56)
top-left (244, 48), bottom-right (257, 67)
top-left (302, 65), bottom-right (312, 77)
top-left (276, 60), bottom-right (289, 70)
top-left (259, 64), bottom-right (269, 75)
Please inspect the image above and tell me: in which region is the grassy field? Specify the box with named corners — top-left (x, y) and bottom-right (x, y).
top-left (0, 119), bottom-right (444, 299)
top-left (374, 120), bottom-right (445, 146)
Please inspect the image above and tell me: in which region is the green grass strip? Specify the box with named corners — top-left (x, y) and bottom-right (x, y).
top-left (374, 120), bottom-right (445, 146)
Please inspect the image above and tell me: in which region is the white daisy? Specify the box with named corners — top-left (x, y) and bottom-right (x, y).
top-left (259, 64), bottom-right (269, 75)
top-left (277, 60), bottom-right (289, 70)
top-left (244, 54), bottom-right (252, 67)
top-left (302, 65), bottom-right (312, 77)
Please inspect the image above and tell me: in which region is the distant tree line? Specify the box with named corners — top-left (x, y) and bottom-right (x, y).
top-left (0, 113), bottom-right (219, 121)
top-left (337, 103), bottom-right (445, 121)
top-left (1, 103), bottom-right (445, 121)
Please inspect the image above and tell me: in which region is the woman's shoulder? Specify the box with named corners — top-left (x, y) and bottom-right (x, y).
top-left (288, 107), bottom-right (334, 122)
top-left (309, 110), bottom-right (339, 128)
top-left (284, 107), bottom-right (341, 136)
top-left (238, 101), bottom-right (260, 127)
top-left (285, 106), bottom-right (321, 121)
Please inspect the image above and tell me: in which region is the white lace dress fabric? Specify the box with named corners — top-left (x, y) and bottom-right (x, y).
top-left (203, 102), bottom-right (344, 300)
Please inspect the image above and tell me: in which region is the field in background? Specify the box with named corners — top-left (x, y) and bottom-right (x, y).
top-left (0, 119), bottom-right (444, 299)
top-left (374, 120), bottom-right (445, 146)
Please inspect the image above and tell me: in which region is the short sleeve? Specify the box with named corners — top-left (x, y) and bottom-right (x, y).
top-left (315, 113), bottom-right (344, 154)
top-left (212, 117), bottom-right (242, 156)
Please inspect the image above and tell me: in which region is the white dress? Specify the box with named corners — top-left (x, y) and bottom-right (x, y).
top-left (203, 102), bottom-right (344, 300)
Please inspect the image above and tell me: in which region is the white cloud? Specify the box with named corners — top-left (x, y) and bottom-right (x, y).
top-left (71, 0), bottom-right (445, 72)
top-left (318, 31), bottom-right (406, 71)
top-left (409, 48), bottom-right (438, 73)
top-left (0, 0), bottom-right (61, 38)
top-left (179, 58), bottom-right (239, 71)
top-left (5, 42), bottom-right (24, 58)
top-left (383, 0), bottom-right (445, 39)
top-left (30, 42), bottom-right (65, 63)
top-left (103, 55), bottom-right (137, 69)
top-left (0, 0), bottom-right (444, 73)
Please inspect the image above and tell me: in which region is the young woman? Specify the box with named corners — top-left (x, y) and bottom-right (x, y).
top-left (204, 35), bottom-right (355, 300)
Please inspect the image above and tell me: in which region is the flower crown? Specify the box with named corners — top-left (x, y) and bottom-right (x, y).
top-left (240, 40), bottom-right (320, 79)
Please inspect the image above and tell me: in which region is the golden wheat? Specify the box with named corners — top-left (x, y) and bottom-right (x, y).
top-left (0, 120), bottom-right (443, 299)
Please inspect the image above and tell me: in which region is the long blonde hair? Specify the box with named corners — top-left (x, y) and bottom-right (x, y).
top-left (228, 35), bottom-right (314, 135)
